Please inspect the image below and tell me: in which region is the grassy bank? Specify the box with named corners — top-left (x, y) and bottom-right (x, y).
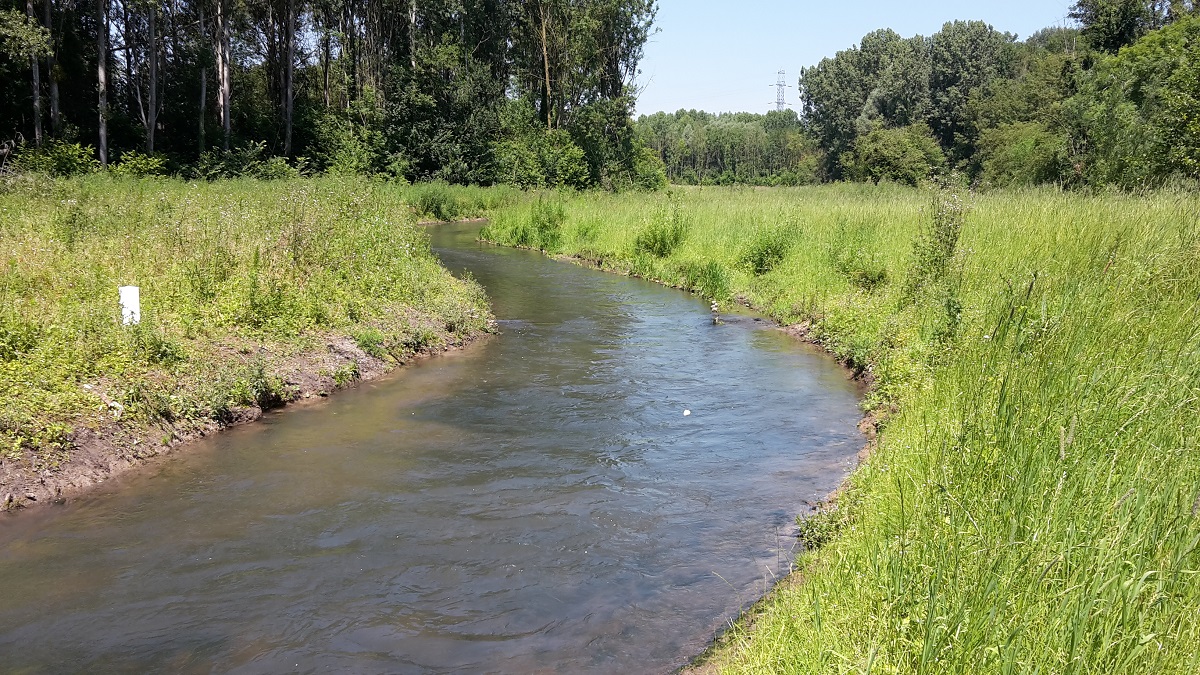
top-left (483, 185), bottom-right (1200, 672)
top-left (0, 176), bottom-right (503, 507)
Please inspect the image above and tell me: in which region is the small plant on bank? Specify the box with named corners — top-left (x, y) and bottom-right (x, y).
top-left (903, 180), bottom-right (969, 301)
top-left (351, 327), bottom-right (390, 360)
top-left (679, 260), bottom-right (732, 301)
top-left (828, 218), bottom-right (890, 292)
top-left (634, 193), bottom-right (689, 258)
top-left (529, 197), bottom-right (566, 252)
top-left (739, 225), bottom-right (795, 275)
top-left (332, 361), bottom-right (360, 388)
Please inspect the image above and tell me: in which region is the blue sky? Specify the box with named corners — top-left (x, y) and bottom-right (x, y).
top-left (633, 0), bottom-right (1076, 116)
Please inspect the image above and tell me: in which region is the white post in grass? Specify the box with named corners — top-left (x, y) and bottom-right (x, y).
top-left (119, 286), bottom-right (141, 325)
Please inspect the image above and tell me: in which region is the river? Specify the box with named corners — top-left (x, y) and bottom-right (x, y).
top-left (0, 222), bottom-right (863, 673)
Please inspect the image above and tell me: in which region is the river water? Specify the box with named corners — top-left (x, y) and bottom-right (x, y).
top-left (0, 223), bottom-right (863, 673)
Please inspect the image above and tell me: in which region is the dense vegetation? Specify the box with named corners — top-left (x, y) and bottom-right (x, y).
top-left (0, 0), bottom-right (665, 189)
top-left (637, 1), bottom-right (1200, 189)
top-left (0, 176), bottom-right (498, 488)
top-left (482, 184), bottom-right (1200, 672)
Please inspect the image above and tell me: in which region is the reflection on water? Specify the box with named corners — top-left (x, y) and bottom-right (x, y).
top-left (0, 223), bottom-right (863, 673)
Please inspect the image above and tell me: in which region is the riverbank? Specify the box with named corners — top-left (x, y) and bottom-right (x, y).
top-left (1, 177), bottom-right (499, 511)
top-left (483, 184), bottom-right (1200, 672)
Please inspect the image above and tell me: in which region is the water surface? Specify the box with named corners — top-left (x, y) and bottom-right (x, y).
top-left (0, 223), bottom-right (863, 673)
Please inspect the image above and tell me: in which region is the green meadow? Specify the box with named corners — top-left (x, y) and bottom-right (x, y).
top-left (483, 184), bottom-right (1200, 673)
top-left (0, 177), bottom-right (504, 476)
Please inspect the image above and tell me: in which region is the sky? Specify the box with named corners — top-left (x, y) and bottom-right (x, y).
top-left (632, 0), bottom-right (1077, 116)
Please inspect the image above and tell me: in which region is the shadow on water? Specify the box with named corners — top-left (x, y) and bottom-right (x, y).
top-left (0, 223), bottom-right (863, 674)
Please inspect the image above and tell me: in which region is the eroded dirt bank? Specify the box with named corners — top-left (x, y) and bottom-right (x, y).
top-left (1, 324), bottom-right (490, 512)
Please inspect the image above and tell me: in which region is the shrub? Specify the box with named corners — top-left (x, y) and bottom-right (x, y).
top-left (844, 123), bottom-right (946, 186)
top-left (904, 182), bottom-right (969, 300)
top-left (530, 197), bottom-right (566, 251)
top-left (634, 195), bottom-right (689, 258)
top-left (739, 226), bottom-right (794, 275)
top-left (828, 218), bottom-right (890, 292)
top-left (111, 151), bottom-right (167, 178)
top-left (14, 141), bottom-right (99, 177)
top-left (679, 260), bottom-right (731, 301)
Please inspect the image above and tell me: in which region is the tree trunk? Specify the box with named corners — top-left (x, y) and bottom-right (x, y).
top-left (216, 0), bottom-right (231, 150)
top-left (43, 0), bottom-right (59, 135)
top-left (97, 0), bottom-right (108, 167)
top-left (198, 3), bottom-right (206, 155)
top-left (27, 0), bottom-right (43, 146)
top-left (146, 3), bottom-right (158, 153)
top-left (408, 0), bottom-right (416, 69)
top-left (321, 23), bottom-right (330, 107)
top-left (283, 0), bottom-right (294, 155)
top-left (540, 3), bottom-right (552, 130)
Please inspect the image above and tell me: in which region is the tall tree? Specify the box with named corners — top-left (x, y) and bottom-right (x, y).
top-left (98, 0), bottom-right (109, 166)
top-left (26, 0), bottom-right (42, 145)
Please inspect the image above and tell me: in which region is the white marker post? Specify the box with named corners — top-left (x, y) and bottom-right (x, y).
top-left (119, 286), bottom-right (141, 325)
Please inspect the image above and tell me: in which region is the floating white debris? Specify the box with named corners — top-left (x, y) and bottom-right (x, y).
top-left (683, 409), bottom-right (691, 416)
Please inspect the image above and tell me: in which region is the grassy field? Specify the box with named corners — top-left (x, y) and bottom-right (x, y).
top-left (483, 184), bottom-right (1200, 673)
top-left (0, 176), bottom-right (511, 499)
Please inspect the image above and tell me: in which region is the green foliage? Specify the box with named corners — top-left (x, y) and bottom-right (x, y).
top-left (0, 9), bottom-right (50, 57)
top-left (637, 109), bottom-right (822, 186)
top-left (0, 176), bottom-right (491, 465)
top-left (493, 102), bottom-right (592, 190)
top-left (111, 151), bottom-right (168, 178)
top-left (633, 195), bottom-right (689, 257)
top-left (332, 361), bottom-right (360, 388)
top-left (904, 183), bottom-right (969, 299)
top-left (1072, 15), bottom-right (1200, 187)
top-left (739, 226), bottom-right (795, 275)
top-left (529, 198), bottom-right (567, 251)
top-left (977, 121), bottom-right (1070, 187)
top-left (828, 219), bottom-right (891, 292)
top-left (14, 141), bottom-right (99, 177)
top-left (195, 142), bottom-right (299, 180)
top-left (678, 259), bottom-right (730, 301)
top-left (845, 123), bottom-right (947, 186)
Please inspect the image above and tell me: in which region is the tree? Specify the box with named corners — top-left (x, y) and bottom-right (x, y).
top-left (928, 20), bottom-right (1016, 164)
top-left (1069, 0), bottom-right (1196, 52)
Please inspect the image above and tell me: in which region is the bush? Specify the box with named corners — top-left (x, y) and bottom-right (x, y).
top-left (411, 182), bottom-right (462, 221)
top-left (634, 194), bottom-right (689, 258)
top-left (977, 121), bottom-right (1069, 188)
top-left (111, 151), bottom-right (167, 178)
top-left (844, 124), bottom-right (946, 186)
top-left (679, 260), bottom-right (731, 300)
top-left (529, 197), bottom-right (566, 251)
top-left (14, 141), bottom-right (98, 177)
top-left (904, 182), bottom-right (969, 300)
top-left (739, 226), bottom-right (795, 275)
top-left (828, 218), bottom-right (890, 292)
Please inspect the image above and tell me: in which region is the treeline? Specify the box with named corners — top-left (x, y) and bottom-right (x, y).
top-left (640, 0), bottom-right (1200, 190)
top-left (0, 0), bottom-right (667, 189)
top-left (635, 110), bottom-right (822, 186)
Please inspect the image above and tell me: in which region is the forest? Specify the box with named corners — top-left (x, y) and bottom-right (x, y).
top-left (1, 0), bottom-right (1198, 191)
top-left (0, 0), bottom-right (665, 189)
top-left (637, 1), bottom-right (1200, 189)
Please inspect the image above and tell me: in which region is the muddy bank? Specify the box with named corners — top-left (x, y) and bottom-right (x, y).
top-left (1, 323), bottom-right (491, 512)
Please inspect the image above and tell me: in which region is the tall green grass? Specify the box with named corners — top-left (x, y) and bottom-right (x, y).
top-left (484, 184), bottom-right (1200, 672)
top-left (0, 176), bottom-right (492, 474)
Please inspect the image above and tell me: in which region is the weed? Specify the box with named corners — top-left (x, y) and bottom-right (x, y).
top-left (634, 194), bottom-right (689, 258)
top-left (332, 361), bottom-right (360, 388)
top-left (739, 226), bottom-right (794, 275)
top-left (351, 327), bottom-right (389, 360)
